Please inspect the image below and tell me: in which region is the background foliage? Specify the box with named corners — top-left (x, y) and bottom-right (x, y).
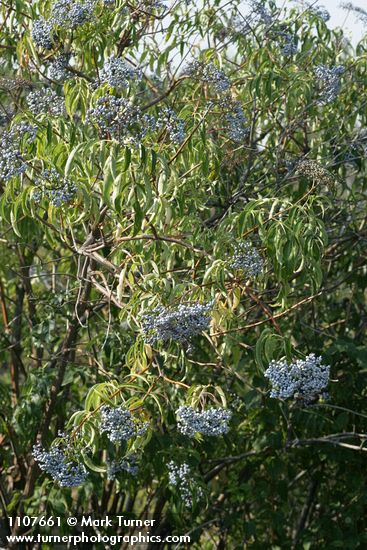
top-left (0, 0), bottom-right (367, 548)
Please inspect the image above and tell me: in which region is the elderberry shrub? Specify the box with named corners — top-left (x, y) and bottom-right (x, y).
top-left (167, 461), bottom-right (203, 508)
top-left (264, 353), bottom-right (330, 403)
top-left (33, 168), bottom-right (77, 207)
top-left (100, 405), bottom-right (149, 443)
top-left (229, 241), bottom-right (264, 277)
top-left (141, 301), bottom-right (213, 346)
top-left (33, 443), bottom-right (87, 487)
top-left (176, 406), bottom-right (232, 437)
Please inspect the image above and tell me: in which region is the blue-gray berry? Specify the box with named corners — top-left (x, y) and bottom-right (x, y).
top-left (32, 18), bottom-right (54, 49)
top-left (176, 406), bottom-right (232, 437)
top-left (100, 55), bottom-right (142, 89)
top-left (229, 242), bottom-right (264, 277)
top-left (167, 461), bottom-right (203, 507)
top-left (100, 405), bottom-right (149, 443)
top-left (27, 89), bottom-right (65, 116)
top-left (264, 353), bottom-right (330, 403)
top-left (33, 443), bottom-right (87, 487)
top-left (33, 168), bottom-right (77, 207)
top-left (141, 301), bottom-right (213, 345)
top-left (315, 64), bottom-right (345, 104)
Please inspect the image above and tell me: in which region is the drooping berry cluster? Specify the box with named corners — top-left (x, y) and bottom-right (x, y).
top-left (33, 443), bottom-right (87, 487)
top-left (87, 95), bottom-right (156, 144)
top-left (230, 241), bottom-right (264, 277)
top-left (141, 301), bottom-right (213, 345)
top-left (227, 0), bottom-right (275, 36)
top-left (32, 0), bottom-right (96, 51)
top-left (27, 89), bottom-right (65, 116)
top-left (248, 0), bottom-right (274, 25)
top-left (49, 54), bottom-right (72, 82)
top-left (32, 18), bottom-right (54, 49)
top-left (223, 100), bottom-right (250, 142)
top-left (264, 353), bottom-right (330, 402)
top-left (158, 108), bottom-right (185, 144)
top-left (280, 33), bottom-right (298, 56)
top-left (100, 405), bottom-right (149, 443)
top-left (33, 168), bottom-right (77, 207)
top-left (107, 454), bottom-right (139, 480)
top-left (185, 60), bottom-right (231, 93)
top-left (315, 64), bottom-right (345, 104)
top-left (296, 159), bottom-right (335, 188)
top-left (0, 135), bottom-right (24, 182)
top-left (175, 406), bottom-right (232, 437)
top-left (0, 124), bottom-right (37, 181)
top-left (167, 461), bottom-right (203, 507)
top-left (297, 1), bottom-right (330, 21)
top-left (51, 0), bottom-right (95, 29)
top-left (99, 55), bottom-right (142, 89)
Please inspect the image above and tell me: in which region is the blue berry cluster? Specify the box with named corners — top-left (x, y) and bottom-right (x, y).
top-left (167, 461), bottom-right (203, 508)
top-left (32, 1), bottom-right (96, 51)
top-left (27, 89), bottom-right (65, 116)
top-left (297, 1), bottom-right (330, 21)
top-left (228, 15), bottom-right (252, 38)
top-left (223, 100), bottom-right (250, 143)
top-left (248, 0), bottom-right (274, 25)
top-left (175, 406), bottom-right (232, 437)
top-left (185, 60), bottom-right (231, 93)
top-left (141, 301), bottom-right (213, 345)
top-left (33, 443), bottom-right (87, 487)
top-left (145, 0), bottom-right (166, 10)
top-left (107, 454), bottom-right (139, 480)
top-left (315, 64), bottom-right (345, 104)
top-left (100, 55), bottom-right (142, 89)
top-left (0, 124), bottom-right (37, 181)
top-left (87, 95), bottom-right (156, 144)
top-left (49, 54), bottom-right (72, 82)
top-left (158, 108), bottom-right (185, 144)
top-left (51, 0), bottom-right (95, 29)
top-left (309, 5), bottom-right (330, 21)
top-left (230, 241), bottom-right (264, 277)
top-left (32, 18), bottom-right (54, 49)
top-left (280, 33), bottom-right (298, 56)
top-left (264, 353), bottom-right (330, 402)
top-left (100, 405), bottom-right (149, 443)
top-left (33, 168), bottom-right (77, 207)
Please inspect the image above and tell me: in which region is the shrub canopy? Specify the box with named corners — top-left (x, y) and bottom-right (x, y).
top-left (1, 0), bottom-right (367, 548)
